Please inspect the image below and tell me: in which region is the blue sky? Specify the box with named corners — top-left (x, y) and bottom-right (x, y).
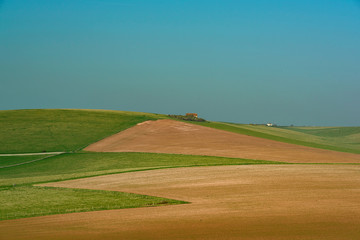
top-left (1, 0), bottom-right (359, 126)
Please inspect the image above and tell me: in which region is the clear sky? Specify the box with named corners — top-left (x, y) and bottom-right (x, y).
top-left (1, 0), bottom-right (359, 126)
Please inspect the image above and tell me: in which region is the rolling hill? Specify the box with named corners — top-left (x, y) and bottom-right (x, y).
top-left (0, 109), bottom-right (165, 154)
top-left (0, 109), bottom-right (359, 223)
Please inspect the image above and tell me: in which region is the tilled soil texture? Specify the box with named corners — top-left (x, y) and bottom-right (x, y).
top-left (84, 119), bottom-right (360, 163)
top-left (2, 165), bottom-right (360, 240)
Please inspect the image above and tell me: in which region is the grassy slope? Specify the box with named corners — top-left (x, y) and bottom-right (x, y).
top-left (3, 109), bottom-right (358, 155)
top-left (3, 109), bottom-right (358, 221)
top-left (286, 126), bottom-right (360, 137)
top-left (0, 109), bottom-right (188, 220)
top-left (0, 152), bottom-right (281, 187)
top-left (0, 155), bottom-right (45, 168)
top-left (0, 186), bottom-right (185, 220)
top-left (191, 121), bottom-right (360, 154)
top-left (0, 109), bottom-right (165, 154)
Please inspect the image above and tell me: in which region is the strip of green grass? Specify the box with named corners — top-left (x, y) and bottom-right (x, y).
top-left (0, 155), bottom-right (46, 168)
top-left (0, 152), bottom-right (283, 187)
top-left (191, 121), bottom-right (360, 154)
top-left (0, 109), bottom-right (165, 154)
top-left (0, 186), bottom-right (186, 220)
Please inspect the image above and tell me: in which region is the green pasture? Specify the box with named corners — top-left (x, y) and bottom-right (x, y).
top-left (0, 155), bottom-right (47, 168)
top-left (0, 109), bottom-right (165, 154)
top-left (193, 121), bottom-right (360, 154)
top-left (284, 126), bottom-right (360, 137)
top-left (0, 186), bottom-right (186, 220)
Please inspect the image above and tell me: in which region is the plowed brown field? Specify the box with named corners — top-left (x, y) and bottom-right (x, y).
top-left (2, 165), bottom-right (360, 240)
top-left (85, 119), bottom-right (360, 163)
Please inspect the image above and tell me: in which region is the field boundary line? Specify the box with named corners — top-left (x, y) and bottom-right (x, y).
top-left (76, 119), bottom-right (159, 152)
top-left (0, 153), bottom-right (65, 169)
top-left (0, 152), bottom-right (65, 156)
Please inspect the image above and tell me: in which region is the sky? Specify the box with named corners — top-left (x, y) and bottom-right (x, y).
top-left (0, 0), bottom-right (359, 126)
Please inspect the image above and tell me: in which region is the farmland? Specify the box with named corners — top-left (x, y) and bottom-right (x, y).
top-left (1, 109), bottom-right (359, 240)
top-left (192, 121), bottom-right (360, 154)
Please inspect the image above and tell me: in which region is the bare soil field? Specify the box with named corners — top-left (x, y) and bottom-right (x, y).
top-left (2, 165), bottom-right (360, 240)
top-left (85, 119), bottom-right (360, 163)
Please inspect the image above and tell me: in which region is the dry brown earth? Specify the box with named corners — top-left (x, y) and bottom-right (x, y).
top-left (85, 119), bottom-right (360, 163)
top-left (2, 165), bottom-right (360, 240)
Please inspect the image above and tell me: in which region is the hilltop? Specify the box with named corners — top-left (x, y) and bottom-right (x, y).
top-left (1, 109), bottom-right (359, 155)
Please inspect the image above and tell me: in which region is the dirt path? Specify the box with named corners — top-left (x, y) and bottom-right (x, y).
top-left (2, 165), bottom-right (360, 240)
top-left (85, 119), bottom-right (360, 163)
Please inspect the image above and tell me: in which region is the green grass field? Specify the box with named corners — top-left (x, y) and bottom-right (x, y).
top-left (0, 185), bottom-right (186, 221)
top-left (193, 121), bottom-right (360, 154)
top-left (1, 109), bottom-right (359, 221)
top-left (283, 126), bottom-right (360, 137)
top-left (0, 155), bottom-right (48, 168)
top-left (0, 109), bottom-right (165, 154)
